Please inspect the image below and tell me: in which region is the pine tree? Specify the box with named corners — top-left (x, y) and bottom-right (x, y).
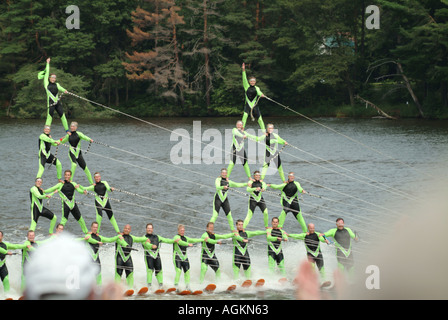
top-left (124, 0), bottom-right (189, 114)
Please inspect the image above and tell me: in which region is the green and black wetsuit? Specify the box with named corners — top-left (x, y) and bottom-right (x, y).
top-left (60, 131), bottom-right (94, 185)
top-left (227, 127), bottom-right (252, 180)
top-left (231, 230), bottom-right (266, 280)
top-left (324, 227), bottom-right (357, 274)
top-left (247, 131), bottom-right (286, 182)
top-left (87, 233), bottom-right (123, 285)
top-left (0, 241), bottom-right (27, 293)
top-left (37, 132), bottom-right (62, 181)
top-left (241, 70), bottom-right (265, 131)
top-left (142, 233), bottom-right (176, 288)
top-left (199, 231), bottom-right (234, 284)
top-left (269, 181), bottom-right (307, 232)
top-left (172, 234), bottom-right (202, 289)
top-left (29, 185), bottom-right (57, 234)
top-left (83, 181), bottom-right (120, 233)
top-left (243, 180), bottom-right (269, 228)
top-left (266, 228), bottom-right (288, 276)
top-left (20, 239), bottom-right (42, 291)
top-left (289, 232), bottom-right (327, 277)
top-left (115, 234), bottom-right (146, 289)
top-left (38, 61), bottom-right (68, 131)
top-left (211, 177), bottom-right (247, 231)
top-left (45, 180), bottom-right (88, 234)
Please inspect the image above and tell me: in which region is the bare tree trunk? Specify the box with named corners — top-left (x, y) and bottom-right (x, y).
top-left (355, 95), bottom-right (397, 119)
top-left (171, 15), bottom-right (185, 113)
top-left (396, 62), bottom-right (424, 118)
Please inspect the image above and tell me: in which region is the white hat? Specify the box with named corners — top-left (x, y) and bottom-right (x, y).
top-left (24, 233), bottom-right (99, 300)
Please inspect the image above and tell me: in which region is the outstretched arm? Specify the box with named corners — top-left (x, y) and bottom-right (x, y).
top-left (323, 228), bottom-right (337, 239)
top-left (185, 236), bottom-right (204, 244)
top-left (247, 230), bottom-right (267, 238)
top-left (158, 235), bottom-right (175, 244)
top-left (228, 180), bottom-right (248, 188)
top-left (44, 183), bottom-right (62, 194)
top-left (4, 241), bottom-right (28, 250)
top-left (77, 131), bottom-right (92, 143)
top-left (57, 83), bottom-right (67, 93)
top-left (269, 183), bottom-right (286, 190)
top-left (287, 233), bottom-right (306, 241)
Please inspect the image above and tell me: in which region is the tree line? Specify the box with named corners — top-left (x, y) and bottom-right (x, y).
top-left (1, 0), bottom-right (447, 120)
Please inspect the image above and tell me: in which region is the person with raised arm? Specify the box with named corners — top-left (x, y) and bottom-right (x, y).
top-left (37, 57), bottom-right (69, 132)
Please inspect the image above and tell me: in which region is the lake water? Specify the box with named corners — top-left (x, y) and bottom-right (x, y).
top-left (1, 116), bottom-right (448, 300)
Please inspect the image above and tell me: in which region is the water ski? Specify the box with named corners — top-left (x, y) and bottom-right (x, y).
top-left (241, 279), bottom-right (252, 288)
top-left (204, 284), bottom-right (216, 293)
top-left (192, 290), bottom-right (203, 295)
top-left (154, 289), bottom-right (165, 294)
top-left (4, 298), bottom-right (13, 300)
top-left (166, 287), bottom-right (177, 294)
top-left (177, 290), bottom-right (192, 296)
top-left (278, 277), bottom-right (288, 284)
top-left (226, 284), bottom-right (237, 292)
top-left (124, 289), bottom-right (134, 297)
top-left (255, 279), bottom-right (265, 287)
top-left (138, 287), bottom-right (149, 295)
top-left (320, 281), bottom-right (332, 288)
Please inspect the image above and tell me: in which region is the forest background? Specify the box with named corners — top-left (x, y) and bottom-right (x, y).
top-left (1, 0), bottom-right (447, 120)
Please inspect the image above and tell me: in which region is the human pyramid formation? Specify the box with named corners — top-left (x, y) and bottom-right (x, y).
top-left (0, 60), bottom-right (358, 298)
